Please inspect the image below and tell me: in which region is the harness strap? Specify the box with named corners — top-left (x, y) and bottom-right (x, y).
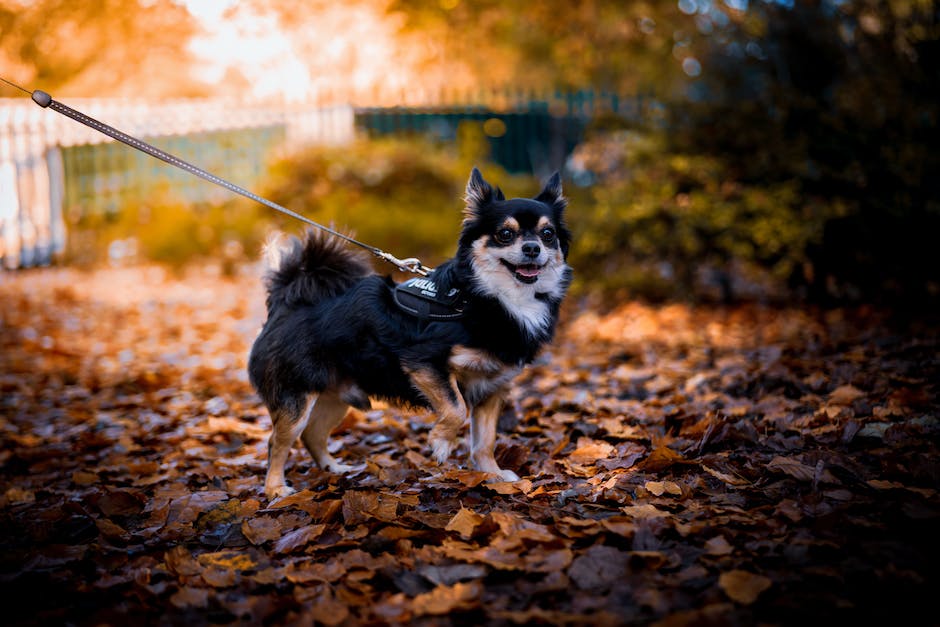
top-left (393, 276), bottom-right (467, 321)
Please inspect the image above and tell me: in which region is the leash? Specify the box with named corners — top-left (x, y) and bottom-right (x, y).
top-left (1, 77), bottom-right (432, 276)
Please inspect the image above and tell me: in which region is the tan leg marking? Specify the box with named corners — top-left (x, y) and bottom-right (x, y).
top-left (470, 392), bottom-right (520, 482)
top-left (300, 392), bottom-right (354, 474)
top-left (265, 395), bottom-right (315, 500)
top-left (407, 368), bottom-right (468, 464)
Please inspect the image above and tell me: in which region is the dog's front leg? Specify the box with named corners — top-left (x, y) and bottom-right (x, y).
top-left (470, 393), bottom-right (520, 482)
top-left (407, 368), bottom-right (467, 464)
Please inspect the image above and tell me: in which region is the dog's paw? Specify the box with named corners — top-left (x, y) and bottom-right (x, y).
top-left (430, 437), bottom-right (455, 465)
top-left (265, 484), bottom-right (295, 500)
top-left (326, 460), bottom-right (357, 474)
top-left (493, 468), bottom-right (520, 483)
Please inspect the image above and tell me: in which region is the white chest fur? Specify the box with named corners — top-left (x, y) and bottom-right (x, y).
top-left (470, 240), bottom-right (569, 337)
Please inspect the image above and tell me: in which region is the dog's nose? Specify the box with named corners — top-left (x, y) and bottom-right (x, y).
top-left (522, 242), bottom-right (541, 259)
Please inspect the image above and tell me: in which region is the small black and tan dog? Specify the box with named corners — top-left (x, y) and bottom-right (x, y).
top-left (248, 168), bottom-right (571, 498)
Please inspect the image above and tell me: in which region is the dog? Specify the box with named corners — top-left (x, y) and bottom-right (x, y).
top-left (248, 167), bottom-right (572, 499)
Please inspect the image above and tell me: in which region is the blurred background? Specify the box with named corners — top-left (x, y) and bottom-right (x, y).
top-left (1, 0), bottom-right (937, 306)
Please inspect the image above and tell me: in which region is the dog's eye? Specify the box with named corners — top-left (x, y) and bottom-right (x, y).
top-left (495, 228), bottom-right (515, 244)
top-left (540, 227), bottom-right (556, 243)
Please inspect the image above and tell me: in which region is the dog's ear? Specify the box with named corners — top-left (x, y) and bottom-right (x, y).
top-left (537, 172), bottom-right (571, 258)
top-left (464, 167), bottom-right (502, 216)
top-left (535, 171), bottom-right (566, 212)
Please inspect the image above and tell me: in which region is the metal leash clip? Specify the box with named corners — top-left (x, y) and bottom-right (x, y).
top-left (374, 252), bottom-right (433, 276)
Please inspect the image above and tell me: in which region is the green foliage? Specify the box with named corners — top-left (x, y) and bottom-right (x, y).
top-left (259, 135), bottom-right (521, 265)
top-left (565, 131), bottom-right (837, 301)
top-left (65, 184), bottom-right (269, 273)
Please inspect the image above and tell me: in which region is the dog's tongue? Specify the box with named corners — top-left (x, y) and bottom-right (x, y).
top-left (516, 264), bottom-right (540, 278)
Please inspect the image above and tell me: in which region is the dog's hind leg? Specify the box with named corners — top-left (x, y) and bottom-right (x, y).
top-left (265, 394), bottom-right (315, 500)
top-left (301, 392), bottom-right (355, 474)
top-left (407, 368), bottom-right (468, 465)
top-left (470, 393), bottom-right (520, 482)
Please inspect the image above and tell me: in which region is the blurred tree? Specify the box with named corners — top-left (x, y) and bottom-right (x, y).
top-left (386, 0), bottom-right (700, 94)
top-left (0, 0), bottom-right (205, 97)
top-left (673, 0), bottom-right (940, 301)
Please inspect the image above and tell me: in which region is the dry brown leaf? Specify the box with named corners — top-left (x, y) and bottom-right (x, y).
top-left (637, 446), bottom-right (687, 472)
top-left (568, 437), bottom-right (616, 464)
top-left (704, 535), bottom-right (734, 556)
top-left (169, 586), bottom-right (210, 609)
top-left (272, 524), bottom-right (325, 554)
top-left (196, 550), bottom-right (257, 571)
top-left (483, 479), bottom-right (533, 495)
top-left (266, 489), bottom-right (318, 510)
top-left (201, 566), bottom-right (239, 588)
top-left (701, 464), bottom-right (751, 487)
top-left (442, 469), bottom-right (491, 488)
top-left (305, 590), bottom-right (350, 626)
top-left (164, 545), bottom-right (201, 577)
top-left (828, 385), bottom-right (865, 406)
top-left (446, 507), bottom-right (485, 539)
top-left (568, 545), bottom-right (628, 590)
top-left (411, 581), bottom-right (483, 616)
top-left (645, 480), bottom-right (683, 496)
top-left (766, 456), bottom-right (837, 483)
top-left (241, 516), bottom-right (282, 545)
top-left (718, 569), bottom-right (772, 604)
top-left (285, 559), bottom-right (347, 584)
top-left (622, 504), bottom-right (670, 519)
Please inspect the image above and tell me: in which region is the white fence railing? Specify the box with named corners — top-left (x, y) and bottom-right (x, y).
top-left (0, 97), bottom-right (354, 269)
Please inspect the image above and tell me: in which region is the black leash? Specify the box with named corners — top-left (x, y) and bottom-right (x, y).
top-left (1, 77), bottom-right (432, 276)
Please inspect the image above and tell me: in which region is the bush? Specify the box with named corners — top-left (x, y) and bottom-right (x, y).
top-left (258, 134), bottom-right (529, 266)
top-left (65, 183), bottom-right (269, 274)
top-left (564, 130), bottom-right (839, 302)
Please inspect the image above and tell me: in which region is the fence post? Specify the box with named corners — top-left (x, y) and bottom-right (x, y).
top-left (0, 105), bottom-right (20, 269)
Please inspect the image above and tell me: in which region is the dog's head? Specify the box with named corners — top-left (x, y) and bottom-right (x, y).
top-left (458, 167), bottom-right (571, 306)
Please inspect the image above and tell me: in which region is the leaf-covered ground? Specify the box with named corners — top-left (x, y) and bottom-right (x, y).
top-left (1, 265), bottom-right (938, 626)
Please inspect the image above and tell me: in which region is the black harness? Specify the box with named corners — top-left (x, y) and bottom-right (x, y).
top-left (393, 277), bottom-right (467, 321)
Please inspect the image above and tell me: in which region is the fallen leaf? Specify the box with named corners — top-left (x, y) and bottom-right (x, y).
top-left (418, 563), bottom-right (488, 586)
top-left (169, 586), bottom-right (210, 609)
top-left (445, 507), bottom-right (485, 539)
top-left (766, 456), bottom-right (837, 483)
top-left (285, 559), bottom-right (347, 584)
top-left (196, 550), bottom-right (257, 571)
top-left (701, 464), bottom-right (750, 487)
top-left (411, 581), bottom-right (483, 616)
top-left (568, 437), bottom-right (615, 464)
top-left (637, 446), bottom-right (687, 472)
top-left (164, 545), bottom-right (201, 577)
top-left (482, 479), bottom-right (533, 495)
top-left (719, 569), bottom-right (772, 604)
top-left (645, 480), bottom-right (683, 496)
top-left (568, 545), bottom-right (628, 590)
top-left (622, 504), bottom-right (670, 519)
top-left (704, 535), bottom-right (734, 556)
top-left (828, 385), bottom-right (865, 406)
top-left (241, 516), bottom-right (283, 545)
top-left (4, 487), bottom-right (36, 505)
top-left (273, 524), bottom-right (325, 554)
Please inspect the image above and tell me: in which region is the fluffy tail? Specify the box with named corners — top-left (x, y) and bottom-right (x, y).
top-left (261, 228), bottom-right (374, 310)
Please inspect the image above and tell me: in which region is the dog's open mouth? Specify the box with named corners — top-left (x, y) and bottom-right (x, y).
top-left (500, 259), bottom-right (543, 284)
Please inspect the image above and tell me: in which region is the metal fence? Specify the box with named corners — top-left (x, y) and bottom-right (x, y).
top-left (0, 98), bottom-right (354, 269)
